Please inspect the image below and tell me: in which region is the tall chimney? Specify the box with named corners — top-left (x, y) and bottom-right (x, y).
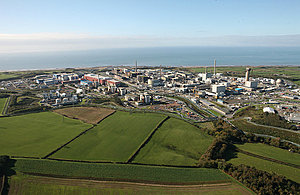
top-left (205, 66), bottom-right (207, 74)
top-left (160, 65), bottom-right (162, 79)
top-left (245, 68), bottom-right (251, 81)
top-left (135, 60), bottom-right (137, 73)
top-left (214, 59), bottom-right (216, 76)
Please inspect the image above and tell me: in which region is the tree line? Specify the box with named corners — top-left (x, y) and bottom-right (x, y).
top-left (198, 119), bottom-right (300, 194)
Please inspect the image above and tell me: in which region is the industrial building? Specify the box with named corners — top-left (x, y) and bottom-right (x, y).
top-left (212, 85), bottom-right (226, 93)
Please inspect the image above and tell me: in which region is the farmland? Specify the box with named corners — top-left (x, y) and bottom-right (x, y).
top-left (228, 152), bottom-right (300, 183)
top-left (8, 174), bottom-right (253, 195)
top-left (235, 143), bottom-right (300, 166)
top-left (0, 112), bottom-right (92, 157)
top-left (0, 98), bottom-right (7, 115)
top-left (133, 118), bottom-right (214, 166)
top-left (53, 107), bottom-right (115, 124)
top-left (13, 159), bottom-right (230, 184)
top-left (52, 111), bottom-right (166, 162)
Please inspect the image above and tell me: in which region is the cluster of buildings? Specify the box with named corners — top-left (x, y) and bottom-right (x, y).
top-left (40, 88), bottom-right (79, 106)
top-left (36, 73), bottom-right (81, 86)
top-left (2, 60), bottom-right (299, 122)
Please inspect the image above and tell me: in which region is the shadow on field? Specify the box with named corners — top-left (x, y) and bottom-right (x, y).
top-left (1, 156), bottom-right (16, 195)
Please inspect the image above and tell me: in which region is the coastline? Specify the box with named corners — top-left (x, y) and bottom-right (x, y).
top-left (1, 64), bottom-right (299, 73)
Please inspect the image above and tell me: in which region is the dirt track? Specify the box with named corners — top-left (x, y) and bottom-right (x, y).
top-left (8, 174), bottom-right (253, 195)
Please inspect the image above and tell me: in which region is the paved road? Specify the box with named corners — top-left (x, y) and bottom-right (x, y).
top-left (226, 118), bottom-right (300, 147)
top-left (242, 117), bottom-right (300, 134)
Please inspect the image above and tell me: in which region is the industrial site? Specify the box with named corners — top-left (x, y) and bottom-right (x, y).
top-left (0, 64), bottom-right (299, 195)
top-left (1, 62), bottom-right (299, 125)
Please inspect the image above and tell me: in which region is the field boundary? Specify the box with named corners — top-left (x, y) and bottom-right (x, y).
top-left (220, 170), bottom-right (255, 194)
top-left (12, 156), bottom-right (202, 168)
top-left (42, 111), bottom-right (116, 159)
top-left (238, 149), bottom-right (300, 169)
top-left (126, 116), bottom-right (170, 163)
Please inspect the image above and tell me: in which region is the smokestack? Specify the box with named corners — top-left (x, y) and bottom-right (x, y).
top-left (214, 59), bottom-right (216, 76)
top-left (245, 68), bottom-right (251, 81)
top-left (205, 66), bottom-right (207, 74)
top-left (160, 65), bottom-right (162, 79)
top-left (135, 60), bottom-right (137, 73)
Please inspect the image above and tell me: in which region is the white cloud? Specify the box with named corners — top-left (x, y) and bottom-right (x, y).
top-left (0, 33), bottom-right (300, 53)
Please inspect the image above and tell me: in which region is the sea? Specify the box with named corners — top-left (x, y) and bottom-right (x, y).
top-left (0, 47), bottom-right (300, 71)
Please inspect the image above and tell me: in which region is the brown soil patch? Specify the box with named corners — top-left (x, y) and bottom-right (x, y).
top-left (54, 107), bottom-right (115, 124)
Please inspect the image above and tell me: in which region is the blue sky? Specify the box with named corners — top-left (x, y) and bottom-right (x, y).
top-left (0, 0), bottom-right (300, 52)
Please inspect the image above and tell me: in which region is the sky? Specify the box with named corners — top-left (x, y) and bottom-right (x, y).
top-left (1, 0), bottom-right (300, 53)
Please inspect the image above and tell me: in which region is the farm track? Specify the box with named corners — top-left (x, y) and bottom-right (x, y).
top-left (7, 174), bottom-right (252, 195)
top-left (238, 149), bottom-right (300, 169)
top-left (43, 111), bottom-right (116, 159)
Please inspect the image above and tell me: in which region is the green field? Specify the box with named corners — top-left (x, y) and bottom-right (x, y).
top-left (235, 143), bottom-right (300, 166)
top-left (13, 159), bottom-right (230, 184)
top-left (52, 111), bottom-right (165, 162)
top-left (0, 97), bottom-right (7, 115)
top-left (0, 112), bottom-right (92, 157)
top-left (133, 118), bottom-right (214, 166)
top-left (8, 173), bottom-right (253, 195)
top-left (228, 152), bottom-right (300, 182)
top-left (0, 72), bottom-right (21, 80)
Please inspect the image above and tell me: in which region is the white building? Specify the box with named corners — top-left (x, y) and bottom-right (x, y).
top-left (263, 107), bottom-right (275, 114)
top-left (212, 85), bottom-right (225, 93)
top-left (198, 73), bottom-right (212, 81)
top-left (148, 79), bottom-right (162, 87)
top-left (245, 81), bottom-right (258, 89)
top-left (144, 95), bottom-right (151, 104)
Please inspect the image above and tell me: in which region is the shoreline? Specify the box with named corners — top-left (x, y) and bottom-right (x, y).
top-left (1, 64), bottom-right (299, 73)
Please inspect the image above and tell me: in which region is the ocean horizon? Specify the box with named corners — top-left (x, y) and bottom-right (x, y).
top-left (1, 46), bottom-right (300, 71)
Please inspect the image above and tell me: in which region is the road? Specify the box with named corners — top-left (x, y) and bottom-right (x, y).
top-left (242, 117), bottom-right (300, 134)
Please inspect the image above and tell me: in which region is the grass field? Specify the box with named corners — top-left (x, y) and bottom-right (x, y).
top-left (235, 143), bottom-right (300, 166)
top-left (0, 72), bottom-right (21, 80)
top-left (0, 98), bottom-right (7, 115)
top-left (0, 112), bottom-right (92, 157)
top-left (52, 111), bottom-right (166, 161)
top-left (232, 119), bottom-right (300, 144)
top-left (228, 152), bottom-right (300, 183)
top-left (53, 107), bottom-right (115, 124)
top-left (13, 159), bottom-right (230, 184)
top-left (8, 173), bottom-right (253, 195)
top-left (133, 118), bottom-right (214, 166)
